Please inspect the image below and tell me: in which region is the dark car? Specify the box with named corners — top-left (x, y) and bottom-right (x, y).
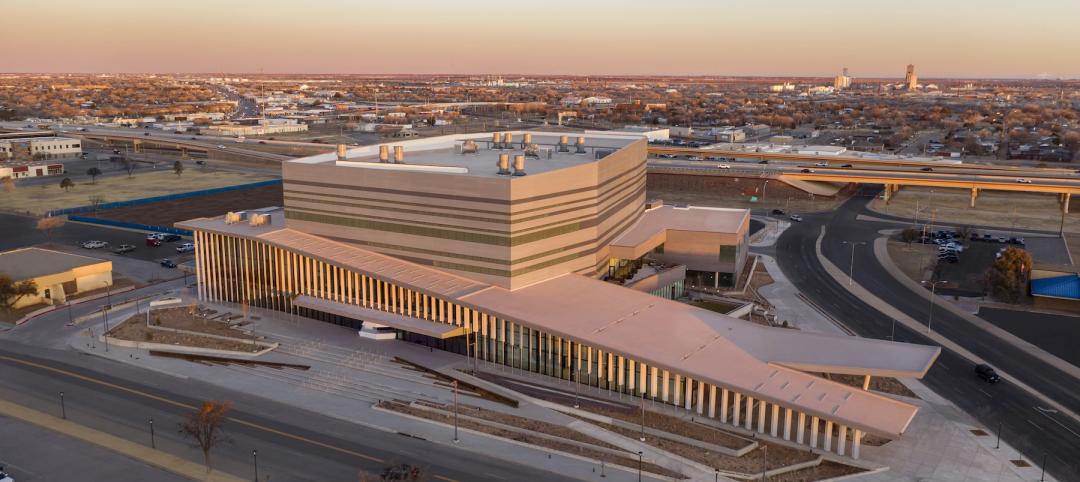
top-left (800, 168), bottom-right (813, 173)
top-left (143, 132), bottom-right (151, 136)
top-left (161, 233), bottom-right (182, 242)
top-left (771, 209), bottom-right (786, 215)
top-left (841, 164), bottom-right (853, 168)
top-left (758, 160), bottom-right (769, 164)
top-left (160, 258), bottom-right (177, 268)
top-left (195, 160), bottom-right (206, 165)
top-left (975, 364), bottom-right (1001, 383)
top-left (920, 167), bottom-right (933, 172)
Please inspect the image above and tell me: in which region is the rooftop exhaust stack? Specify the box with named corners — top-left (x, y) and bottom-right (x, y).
top-left (557, 135), bottom-right (570, 152)
top-left (336, 144), bottom-right (348, 161)
top-left (503, 132), bottom-right (513, 149)
top-left (497, 153), bottom-right (511, 175)
top-left (492, 132), bottom-right (502, 149)
top-left (512, 155), bottom-right (527, 176)
top-left (521, 132), bottom-right (532, 149)
top-left (378, 145), bottom-right (390, 162)
top-left (461, 139), bottom-right (478, 154)
top-left (575, 136), bottom-right (587, 154)
top-left (393, 145), bottom-right (404, 163)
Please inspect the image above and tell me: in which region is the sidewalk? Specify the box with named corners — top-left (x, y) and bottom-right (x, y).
top-left (67, 295), bottom-right (672, 482)
top-left (0, 398), bottom-right (244, 482)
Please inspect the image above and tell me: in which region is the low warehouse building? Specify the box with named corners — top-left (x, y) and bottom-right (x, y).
top-left (0, 248), bottom-right (112, 309)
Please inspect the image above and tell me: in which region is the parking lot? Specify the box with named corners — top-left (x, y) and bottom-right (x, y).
top-left (918, 229), bottom-right (1066, 296)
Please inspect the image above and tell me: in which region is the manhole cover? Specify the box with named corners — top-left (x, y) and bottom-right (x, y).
top-left (970, 429), bottom-right (988, 436)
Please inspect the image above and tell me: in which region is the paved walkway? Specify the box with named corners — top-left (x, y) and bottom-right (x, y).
top-left (749, 227), bottom-right (1056, 481)
top-left (0, 398), bottom-right (243, 482)
top-left (66, 297), bottom-right (672, 482)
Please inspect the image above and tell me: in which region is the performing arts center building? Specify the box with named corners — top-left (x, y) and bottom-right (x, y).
top-left (178, 131), bottom-right (940, 459)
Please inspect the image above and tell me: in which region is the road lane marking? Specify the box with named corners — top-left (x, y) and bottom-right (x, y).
top-left (0, 355), bottom-right (388, 464)
top-left (1033, 406), bottom-right (1080, 439)
top-left (978, 389), bottom-right (993, 398)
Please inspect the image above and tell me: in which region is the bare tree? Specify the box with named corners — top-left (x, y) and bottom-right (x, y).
top-left (0, 274), bottom-right (38, 312)
top-left (88, 195), bottom-right (106, 214)
top-left (86, 167), bottom-right (102, 184)
top-left (36, 216), bottom-right (65, 242)
top-left (1, 176), bottom-right (14, 193)
top-left (60, 177), bottom-right (74, 191)
top-left (173, 160), bottom-right (185, 177)
top-left (123, 159), bottom-right (138, 178)
top-left (178, 400), bottom-right (233, 472)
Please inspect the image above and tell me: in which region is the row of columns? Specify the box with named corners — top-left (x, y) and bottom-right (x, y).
top-left (192, 229), bottom-right (866, 459)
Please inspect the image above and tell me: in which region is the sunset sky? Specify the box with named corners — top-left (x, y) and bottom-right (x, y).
top-left (4, 0), bottom-right (1078, 78)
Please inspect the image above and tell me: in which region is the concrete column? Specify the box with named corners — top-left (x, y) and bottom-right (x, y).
top-left (852, 430), bottom-right (863, 459)
top-left (970, 187), bottom-right (978, 208)
top-left (783, 408), bottom-right (792, 440)
top-left (1064, 193), bottom-right (1071, 214)
top-left (824, 421), bottom-right (834, 452)
top-left (837, 425), bottom-right (847, 456)
top-left (745, 396), bottom-right (754, 430)
top-left (797, 413), bottom-right (806, 444)
top-left (639, 363), bottom-right (647, 395)
top-left (684, 378), bottom-right (693, 410)
top-left (770, 404), bottom-right (780, 437)
top-left (757, 401), bottom-right (767, 433)
top-left (732, 392), bottom-right (741, 427)
top-left (649, 367), bottom-right (658, 398)
top-left (708, 385), bottom-right (717, 418)
top-left (883, 184), bottom-right (892, 203)
top-left (720, 389), bottom-right (729, 423)
top-left (862, 375), bottom-right (871, 391)
top-left (696, 381), bottom-right (705, 414)
top-left (810, 416), bottom-right (819, 449)
top-left (617, 356), bottom-right (625, 390)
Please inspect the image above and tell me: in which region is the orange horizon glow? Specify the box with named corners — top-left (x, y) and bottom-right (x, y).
top-left (2, 0), bottom-right (1078, 79)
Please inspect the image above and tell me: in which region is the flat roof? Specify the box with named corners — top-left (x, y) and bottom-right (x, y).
top-left (609, 205), bottom-right (750, 258)
top-left (289, 131), bottom-right (641, 178)
top-left (0, 247), bottom-right (109, 281)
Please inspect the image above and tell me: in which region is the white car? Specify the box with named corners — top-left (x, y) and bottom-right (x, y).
top-left (0, 466), bottom-right (13, 482)
top-left (176, 242), bottom-right (196, 254)
top-left (814, 162), bottom-right (828, 167)
top-left (216, 144), bottom-right (226, 149)
top-left (81, 240), bottom-right (108, 249)
top-left (789, 214), bottom-right (803, 222)
top-left (1015, 178), bottom-right (1032, 184)
top-left (717, 164), bottom-right (731, 169)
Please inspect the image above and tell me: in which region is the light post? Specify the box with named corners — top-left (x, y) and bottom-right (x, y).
top-left (715, 468), bottom-right (720, 482)
top-left (1040, 453), bottom-right (1047, 481)
top-left (840, 241), bottom-right (866, 287)
top-left (149, 417), bottom-right (155, 449)
top-left (640, 394), bottom-right (646, 442)
top-left (451, 380), bottom-right (459, 443)
top-left (573, 360), bottom-right (580, 409)
top-left (637, 451), bottom-right (643, 482)
top-left (102, 306), bottom-right (110, 352)
top-left (59, 391), bottom-right (66, 419)
top-left (762, 180), bottom-right (769, 203)
top-left (760, 444), bottom-right (768, 481)
top-left (924, 280), bottom-right (947, 335)
top-left (253, 449), bottom-right (258, 481)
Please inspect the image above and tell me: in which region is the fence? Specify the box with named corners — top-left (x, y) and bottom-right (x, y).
top-left (45, 179), bottom-right (282, 217)
top-left (68, 215), bottom-right (193, 236)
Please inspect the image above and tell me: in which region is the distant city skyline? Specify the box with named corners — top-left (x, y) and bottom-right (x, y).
top-left (2, 0), bottom-right (1078, 78)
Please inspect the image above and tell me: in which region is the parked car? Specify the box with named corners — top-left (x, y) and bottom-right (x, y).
top-left (1008, 237), bottom-right (1026, 246)
top-left (771, 209), bottom-right (786, 215)
top-left (176, 242), bottom-right (195, 254)
top-left (155, 233), bottom-right (181, 242)
top-left (145, 237), bottom-right (162, 247)
top-left (789, 214), bottom-right (803, 222)
top-left (982, 234), bottom-right (994, 242)
top-left (998, 236), bottom-right (1008, 243)
top-left (112, 244), bottom-right (136, 254)
top-left (0, 465), bottom-right (13, 482)
top-left (143, 132), bottom-right (151, 136)
top-left (81, 240), bottom-right (108, 249)
top-left (159, 258), bottom-right (177, 268)
top-left (195, 160), bottom-right (206, 165)
top-left (975, 364), bottom-right (1001, 383)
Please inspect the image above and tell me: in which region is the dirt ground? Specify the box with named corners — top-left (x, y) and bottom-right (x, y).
top-left (868, 185), bottom-right (1080, 233)
top-left (886, 239), bottom-right (937, 284)
top-left (647, 174), bottom-right (855, 213)
top-left (822, 373), bottom-right (919, 399)
top-left (86, 184), bottom-right (283, 227)
top-left (1, 169), bottom-right (278, 216)
top-left (108, 307), bottom-right (262, 353)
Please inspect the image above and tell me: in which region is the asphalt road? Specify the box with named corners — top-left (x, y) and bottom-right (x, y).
top-left (774, 186), bottom-right (1080, 481)
top-left (0, 341), bottom-right (574, 482)
top-left (978, 307), bottom-right (1080, 368)
top-left (0, 414), bottom-right (189, 482)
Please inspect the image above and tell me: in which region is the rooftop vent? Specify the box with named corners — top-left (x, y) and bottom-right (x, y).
top-left (224, 211), bottom-right (247, 224)
top-left (249, 213), bottom-right (271, 227)
top-left (575, 136), bottom-right (587, 154)
top-left (461, 139), bottom-right (478, 154)
top-left (521, 132), bottom-right (532, 149)
top-left (524, 143), bottom-right (541, 159)
top-left (491, 132), bottom-right (502, 149)
top-left (393, 145), bottom-right (404, 163)
top-left (512, 155), bottom-right (527, 176)
top-left (497, 153), bottom-right (511, 175)
top-left (336, 143), bottom-right (348, 161)
top-left (557, 135), bottom-right (570, 152)
top-left (503, 132), bottom-right (513, 149)
top-left (378, 145), bottom-right (390, 162)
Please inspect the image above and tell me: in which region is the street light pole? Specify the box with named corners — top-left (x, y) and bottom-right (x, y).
top-left (149, 417), bottom-right (155, 449)
top-left (840, 241), bottom-right (866, 287)
top-left (640, 394), bottom-right (646, 442)
top-left (761, 444), bottom-right (768, 481)
top-left (102, 306), bottom-right (110, 352)
top-left (253, 449), bottom-right (258, 482)
top-left (637, 451), bottom-right (643, 482)
top-left (452, 380), bottom-right (460, 443)
top-left (925, 280), bottom-right (947, 335)
top-left (59, 392), bottom-right (66, 419)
